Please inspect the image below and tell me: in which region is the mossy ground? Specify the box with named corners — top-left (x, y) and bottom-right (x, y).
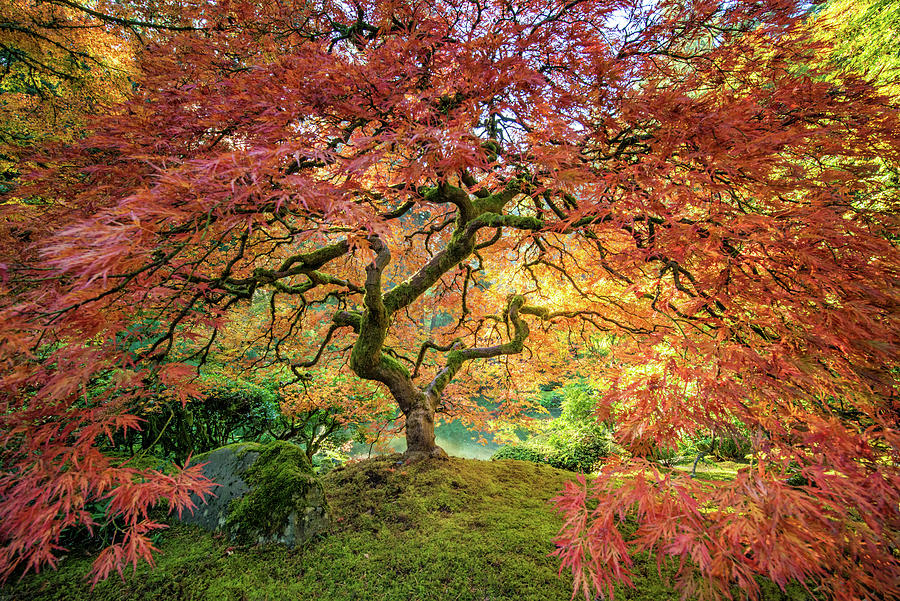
top-left (6, 456), bottom-right (812, 601)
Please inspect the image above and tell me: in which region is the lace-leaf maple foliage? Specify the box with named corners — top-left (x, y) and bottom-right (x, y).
top-left (1, 0), bottom-right (898, 599)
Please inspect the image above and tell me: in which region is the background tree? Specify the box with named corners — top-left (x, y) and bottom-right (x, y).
top-left (0, 0), bottom-right (201, 145)
top-left (0, 0), bottom-right (131, 147)
top-left (0, 0), bottom-right (204, 288)
top-left (1, 0), bottom-right (899, 599)
top-left (814, 0), bottom-right (900, 97)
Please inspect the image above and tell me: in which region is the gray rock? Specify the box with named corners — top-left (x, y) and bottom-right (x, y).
top-left (181, 441), bottom-right (329, 546)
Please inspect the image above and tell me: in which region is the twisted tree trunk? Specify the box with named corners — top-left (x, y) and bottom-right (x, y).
top-left (402, 396), bottom-right (448, 462)
top-left (341, 185), bottom-right (539, 462)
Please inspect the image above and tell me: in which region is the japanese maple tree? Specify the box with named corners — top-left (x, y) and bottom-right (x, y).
top-left (1, 0), bottom-right (898, 599)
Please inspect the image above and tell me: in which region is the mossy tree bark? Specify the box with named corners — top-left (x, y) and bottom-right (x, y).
top-left (338, 184), bottom-right (541, 462)
top-left (207, 182), bottom-right (549, 463)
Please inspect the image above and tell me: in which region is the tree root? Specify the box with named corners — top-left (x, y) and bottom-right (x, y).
top-left (400, 446), bottom-right (450, 464)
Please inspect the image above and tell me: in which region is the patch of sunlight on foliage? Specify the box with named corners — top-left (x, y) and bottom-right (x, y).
top-left (815, 0), bottom-right (900, 96)
top-left (671, 460), bottom-right (745, 482)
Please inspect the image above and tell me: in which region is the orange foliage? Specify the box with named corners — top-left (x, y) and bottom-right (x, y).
top-left (0, 0), bottom-right (898, 598)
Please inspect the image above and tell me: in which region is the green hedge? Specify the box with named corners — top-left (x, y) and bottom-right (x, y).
top-left (491, 428), bottom-right (610, 473)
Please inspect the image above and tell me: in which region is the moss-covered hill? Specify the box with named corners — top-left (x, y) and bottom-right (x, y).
top-left (5, 456), bottom-right (808, 601)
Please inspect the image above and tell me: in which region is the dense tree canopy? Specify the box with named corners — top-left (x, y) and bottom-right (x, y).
top-left (1, 0), bottom-right (898, 599)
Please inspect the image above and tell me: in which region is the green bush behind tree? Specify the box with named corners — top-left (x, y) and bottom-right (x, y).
top-left (492, 380), bottom-right (611, 472)
top-left (110, 370), bottom-right (354, 467)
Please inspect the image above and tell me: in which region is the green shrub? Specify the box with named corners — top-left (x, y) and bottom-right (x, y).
top-left (112, 369), bottom-right (361, 468)
top-left (128, 376), bottom-right (283, 463)
top-left (494, 379), bottom-right (612, 473)
top-left (492, 423), bottom-right (610, 473)
top-left (717, 436), bottom-right (752, 461)
top-left (676, 435), bottom-right (712, 458)
top-left (490, 432), bottom-right (609, 472)
top-left (557, 437), bottom-right (609, 472)
top-left (557, 382), bottom-right (596, 423)
top-left (491, 445), bottom-right (547, 464)
top-left (535, 379), bottom-right (605, 417)
top-left (537, 392), bottom-right (563, 411)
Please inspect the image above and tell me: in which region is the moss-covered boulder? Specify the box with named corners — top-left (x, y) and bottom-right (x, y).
top-left (182, 441), bottom-right (329, 546)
